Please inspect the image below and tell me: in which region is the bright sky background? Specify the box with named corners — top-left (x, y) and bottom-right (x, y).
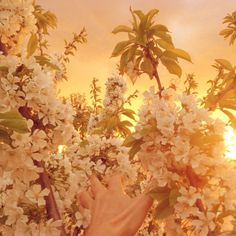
top-left (38, 0), bottom-right (235, 107)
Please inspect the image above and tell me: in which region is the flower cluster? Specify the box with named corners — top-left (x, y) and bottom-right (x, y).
top-left (103, 74), bottom-right (127, 114)
top-left (87, 74), bottom-right (128, 135)
top-left (70, 134), bottom-right (137, 189)
top-left (0, 12), bottom-right (81, 234)
top-left (0, 0), bottom-right (36, 53)
top-left (131, 86), bottom-right (236, 235)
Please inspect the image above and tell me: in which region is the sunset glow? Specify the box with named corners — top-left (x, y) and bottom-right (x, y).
top-left (224, 126), bottom-right (236, 160)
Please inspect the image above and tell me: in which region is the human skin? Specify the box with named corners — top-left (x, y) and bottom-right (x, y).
top-left (77, 174), bottom-right (153, 236)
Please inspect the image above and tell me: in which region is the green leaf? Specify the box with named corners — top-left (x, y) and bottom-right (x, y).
top-left (120, 120), bottom-right (133, 127)
top-left (127, 45), bottom-right (138, 61)
top-left (0, 111), bottom-right (23, 120)
top-left (161, 57), bottom-right (182, 77)
top-left (219, 28), bottom-right (234, 37)
top-left (161, 50), bottom-right (178, 60)
top-left (152, 47), bottom-right (163, 57)
top-left (190, 131), bottom-right (223, 148)
top-left (111, 41), bottom-right (132, 57)
top-left (0, 66), bottom-right (9, 73)
top-left (129, 139), bottom-right (144, 159)
top-left (133, 10), bottom-right (145, 20)
top-left (123, 135), bottom-right (136, 147)
top-left (151, 24), bottom-right (169, 32)
top-left (219, 100), bottom-right (236, 110)
top-left (0, 111), bottom-right (29, 133)
top-left (218, 210), bottom-right (236, 220)
top-left (130, 7), bottom-right (138, 31)
top-left (112, 25), bottom-right (133, 34)
top-left (0, 119), bottom-right (28, 133)
top-left (27, 34), bottom-right (38, 58)
top-left (156, 39), bottom-right (174, 50)
top-left (119, 127), bottom-right (131, 137)
top-left (106, 116), bottom-right (119, 132)
top-left (155, 198), bottom-right (174, 220)
top-left (146, 9), bottom-right (159, 23)
top-left (122, 109), bottom-right (136, 120)
top-left (222, 109), bottom-right (236, 130)
top-left (215, 59), bottom-right (233, 71)
top-left (35, 56), bottom-right (60, 70)
top-left (119, 50), bottom-right (130, 74)
top-left (167, 48), bottom-right (192, 62)
top-left (154, 31), bottom-right (173, 44)
top-left (169, 189), bottom-right (180, 206)
top-left (149, 186), bottom-right (170, 201)
top-left (150, 192), bottom-right (169, 202)
top-left (140, 58), bottom-right (153, 76)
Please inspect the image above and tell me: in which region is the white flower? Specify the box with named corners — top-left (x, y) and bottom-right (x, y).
top-left (192, 212), bottom-right (216, 236)
top-left (4, 206), bottom-right (28, 225)
top-left (39, 219), bottom-right (62, 236)
top-left (177, 187), bottom-right (201, 206)
top-left (25, 185), bottom-right (49, 206)
top-left (75, 209), bottom-right (91, 228)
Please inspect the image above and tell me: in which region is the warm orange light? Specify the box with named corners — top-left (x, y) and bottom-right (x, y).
top-left (58, 145), bottom-right (66, 154)
top-left (224, 126), bottom-right (236, 160)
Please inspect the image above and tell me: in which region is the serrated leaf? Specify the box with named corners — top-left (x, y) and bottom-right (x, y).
top-left (161, 57), bottom-right (182, 77)
top-left (111, 41), bottom-right (132, 57)
top-left (112, 25), bottom-right (133, 34)
top-left (27, 34), bottom-right (38, 58)
top-left (215, 59), bottom-right (233, 71)
top-left (167, 48), bottom-right (192, 62)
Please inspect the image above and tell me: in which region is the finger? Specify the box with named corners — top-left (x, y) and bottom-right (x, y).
top-left (107, 174), bottom-right (123, 192)
top-left (77, 191), bottom-right (93, 209)
top-left (90, 175), bottom-right (106, 197)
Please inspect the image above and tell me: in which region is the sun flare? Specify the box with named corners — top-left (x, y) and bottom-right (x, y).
top-left (224, 126), bottom-right (236, 160)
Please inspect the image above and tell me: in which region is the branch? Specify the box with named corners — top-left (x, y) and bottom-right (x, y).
top-left (34, 160), bottom-right (68, 236)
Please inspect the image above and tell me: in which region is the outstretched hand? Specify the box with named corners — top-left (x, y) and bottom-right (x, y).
top-left (77, 174), bottom-right (153, 236)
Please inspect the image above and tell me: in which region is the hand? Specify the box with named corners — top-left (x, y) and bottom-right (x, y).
top-left (77, 174), bottom-right (153, 236)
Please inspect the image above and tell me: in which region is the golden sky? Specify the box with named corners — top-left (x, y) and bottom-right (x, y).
top-left (38, 0), bottom-right (235, 105)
